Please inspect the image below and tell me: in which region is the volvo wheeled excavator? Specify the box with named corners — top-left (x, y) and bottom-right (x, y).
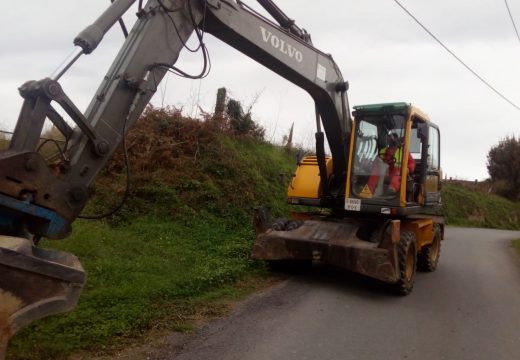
top-left (0, 0), bottom-right (443, 356)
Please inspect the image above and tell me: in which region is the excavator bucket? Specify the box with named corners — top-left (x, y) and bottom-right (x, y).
top-left (0, 236), bottom-right (85, 358)
top-left (252, 208), bottom-right (401, 284)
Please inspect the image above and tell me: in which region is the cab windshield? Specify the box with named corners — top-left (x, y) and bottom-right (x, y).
top-left (351, 114), bottom-right (406, 200)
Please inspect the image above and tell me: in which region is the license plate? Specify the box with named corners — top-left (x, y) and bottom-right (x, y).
top-left (344, 198), bottom-right (361, 211)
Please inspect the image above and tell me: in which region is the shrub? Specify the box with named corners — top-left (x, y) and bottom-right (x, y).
top-left (487, 135), bottom-right (520, 200)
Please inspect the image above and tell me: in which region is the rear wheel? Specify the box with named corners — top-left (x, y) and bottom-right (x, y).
top-left (393, 231), bottom-right (417, 295)
top-left (418, 224), bottom-right (441, 272)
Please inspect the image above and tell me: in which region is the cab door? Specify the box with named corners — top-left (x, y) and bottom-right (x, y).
top-left (425, 126), bottom-right (441, 204)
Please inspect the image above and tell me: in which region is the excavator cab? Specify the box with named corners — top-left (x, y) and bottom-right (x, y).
top-left (284, 102), bottom-right (442, 216)
top-left (346, 102), bottom-right (442, 216)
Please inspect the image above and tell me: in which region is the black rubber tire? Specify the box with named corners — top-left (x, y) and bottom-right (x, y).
top-left (393, 231), bottom-right (417, 295)
top-left (267, 259), bottom-right (312, 273)
top-left (418, 224), bottom-right (442, 272)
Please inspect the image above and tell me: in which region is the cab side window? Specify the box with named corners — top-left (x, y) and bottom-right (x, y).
top-left (409, 126), bottom-right (422, 160)
top-left (427, 127), bottom-right (440, 170)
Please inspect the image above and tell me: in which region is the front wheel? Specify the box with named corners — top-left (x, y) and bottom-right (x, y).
top-left (393, 231), bottom-right (417, 295)
top-left (418, 224), bottom-right (442, 272)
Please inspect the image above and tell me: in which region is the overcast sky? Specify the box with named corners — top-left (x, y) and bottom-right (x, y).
top-left (1, 0), bottom-right (519, 180)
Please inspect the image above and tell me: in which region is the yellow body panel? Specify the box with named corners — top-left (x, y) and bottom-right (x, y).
top-left (409, 106), bottom-right (431, 122)
top-left (399, 115), bottom-right (413, 207)
top-left (344, 120), bottom-right (356, 199)
top-left (288, 156), bottom-right (333, 199)
top-left (401, 219), bottom-right (434, 251)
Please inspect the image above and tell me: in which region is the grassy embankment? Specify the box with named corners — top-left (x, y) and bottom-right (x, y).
top-left (6, 108), bottom-right (520, 358)
top-left (8, 108), bottom-right (296, 359)
top-left (442, 183), bottom-right (520, 229)
top-left (443, 183), bottom-right (520, 259)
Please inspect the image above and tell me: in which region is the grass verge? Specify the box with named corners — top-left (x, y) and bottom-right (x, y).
top-left (8, 216), bottom-right (278, 359)
top-left (442, 183), bottom-right (520, 229)
top-left (513, 239), bottom-right (520, 257)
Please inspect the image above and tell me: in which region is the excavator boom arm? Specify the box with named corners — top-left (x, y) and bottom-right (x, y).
top-left (2, 0), bottom-right (351, 240)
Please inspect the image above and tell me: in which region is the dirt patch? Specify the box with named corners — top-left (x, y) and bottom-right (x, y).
top-left (0, 289), bottom-right (24, 358)
top-left (0, 289), bottom-right (24, 331)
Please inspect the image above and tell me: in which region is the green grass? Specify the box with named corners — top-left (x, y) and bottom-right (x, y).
top-left (513, 239), bottom-right (520, 257)
top-left (8, 217), bottom-right (271, 359)
top-left (442, 183), bottom-right (520, 229)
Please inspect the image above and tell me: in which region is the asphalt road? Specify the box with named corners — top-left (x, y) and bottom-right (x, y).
top-left (151, 227), bottom-right (520, 360)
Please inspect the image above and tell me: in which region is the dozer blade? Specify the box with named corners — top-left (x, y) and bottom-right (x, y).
top-left (0, 236), bottom-right (85, 359)
top-left (252, 209), bottom-right (401, 284)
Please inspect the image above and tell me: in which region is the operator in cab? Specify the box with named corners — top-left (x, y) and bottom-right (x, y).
top-left (367, 132), bottom-right (415, 196)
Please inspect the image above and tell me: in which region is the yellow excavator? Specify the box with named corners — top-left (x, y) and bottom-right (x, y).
top-left (253, 102), bottom-right (443, 293)
top-left (0, 0), bottom-right (443, 356)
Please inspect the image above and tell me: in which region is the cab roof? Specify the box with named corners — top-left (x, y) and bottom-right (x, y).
top-left (353, 102), bottom-right (431, 122)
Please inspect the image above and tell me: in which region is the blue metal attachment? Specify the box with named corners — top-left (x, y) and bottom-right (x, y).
top-left (0, 193), bottom-right (67, 238)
